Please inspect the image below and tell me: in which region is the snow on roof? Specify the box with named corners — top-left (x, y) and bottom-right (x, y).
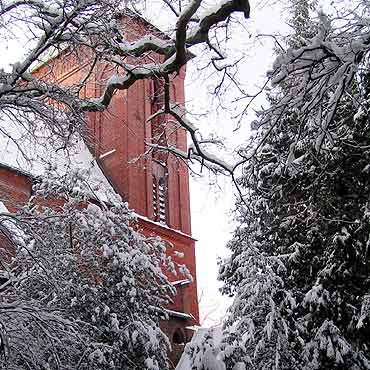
top-left (0, 200), bottom-right (28, 249)
top-left (31, 44), bottom-right (69, 74)
top-left (0, 121), bottom-right (116, 203)
top-left (165, 309), bottom-right (193, 320)
top-left (171, 279), bottom-right (191, 286)
top-left (136, 213), bottom-right (196, 240)
top-left (0, 201), bottom-right (7, 213)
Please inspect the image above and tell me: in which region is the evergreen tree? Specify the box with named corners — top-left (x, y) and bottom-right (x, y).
top-left (217, 1), bottom-right (370, 369)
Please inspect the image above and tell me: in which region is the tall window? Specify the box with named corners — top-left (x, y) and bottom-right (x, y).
top-left (149, 78), bottom-right (164, 113)
top-left (150, 78), bottom-right (167, 162)
top-left (152, 161), bottom-right (168, 224)
top-left (173, 328), bottom-right (185, 345)
top-left (149, 79), bottom-right (169, 224)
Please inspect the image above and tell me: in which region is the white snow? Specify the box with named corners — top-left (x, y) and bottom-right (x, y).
top-left (144, 357), bottom-right (159, 370)
top-left (0, 201), bottom-right (8, 213)
top-left (0, 120), bottom-right (116, 202)
top-left (200, 0), bottom-right (234, 19)
top-left (171, 279), bottom-right (191, 286)
top-left (88, 348), bottom-right (105, 364)
top-left (99, 149), bottom-right (116, 160)
top-left (176, 327), bottom-right (224, 370)
top-left (117, 35), bottom-right (170, 54)
top-left (0, 200), bottom-right (27, 248)
top-left (110, 313), bottom-right (120, 333)
top-left (165, 309), bottom-right (193, 320)
top-left (135, 213), bottom-right (195, 240)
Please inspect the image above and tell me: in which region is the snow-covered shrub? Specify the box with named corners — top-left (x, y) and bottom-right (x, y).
top-left (0, 169), bottom-right (177, 370)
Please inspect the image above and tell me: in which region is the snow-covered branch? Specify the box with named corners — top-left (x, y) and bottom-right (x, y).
top-left (147, 103), bottom-right (234, 175)
top-left (0, 0), bottom-right (250, 175)
top-left (86, 0), bottom-right (250, 111)
top-left (258, 12), bottom-right (370, 156)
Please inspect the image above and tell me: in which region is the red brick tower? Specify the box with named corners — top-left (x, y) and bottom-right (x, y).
top-left (0, 13), bottom-right (199, 366)
top-left (84, 20), bottom-right (199, 364)
top-left (87, 68), bottom-right (199, 366)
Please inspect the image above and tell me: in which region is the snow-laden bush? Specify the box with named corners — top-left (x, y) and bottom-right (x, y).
top-left (0, 169), bottom-right (179, 370)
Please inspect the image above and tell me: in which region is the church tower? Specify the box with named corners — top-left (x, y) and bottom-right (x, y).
top-left (87, 67), bottom-right (199, 365)
top-left (84, 23), bottom-right (199, 366)
top-left (32, 13), bottom-right (200, 365)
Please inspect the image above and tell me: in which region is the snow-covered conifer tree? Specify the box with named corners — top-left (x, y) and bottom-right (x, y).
top-left (218, 1), bottom-right (370, 369)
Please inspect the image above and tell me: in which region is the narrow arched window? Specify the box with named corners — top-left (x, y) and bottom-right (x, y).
top-left (150, 78), bottom-right (167, 162)
top-left (150, 78), bottom-right (164, 114)
top-left (173, 328), bottom-right (185, 345)
top-left (152, 161), bottom-right (168, 224)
